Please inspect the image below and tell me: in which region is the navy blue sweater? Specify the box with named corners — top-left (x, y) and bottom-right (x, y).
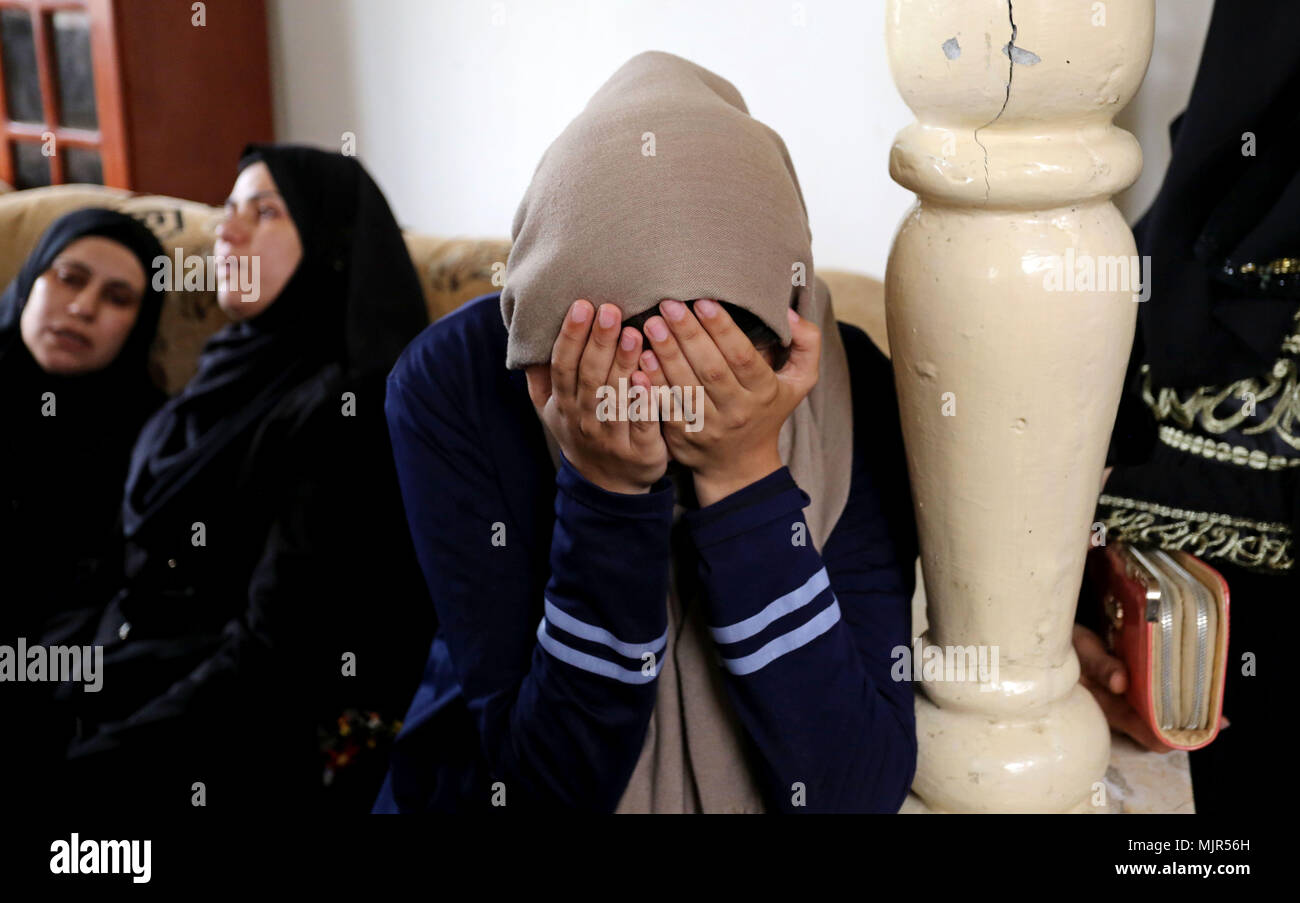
top-left (373, 294), bottom-right (918, 813)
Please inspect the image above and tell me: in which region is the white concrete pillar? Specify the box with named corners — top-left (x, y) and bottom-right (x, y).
top-left (884, 0), bottom-right (1155, 812)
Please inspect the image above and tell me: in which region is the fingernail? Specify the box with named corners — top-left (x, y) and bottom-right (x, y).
top-left (620, 328), bottom-right (637, 351)
top-left (570, 300), bottom-right (589, 323)
top-left (787, 307), bottom-right (799, 326)
top-left (598, 305), bottom-right (617, 329)
top-left (661, 299), bottom-right (686, 321)
top-left (646, 317), bottom-right (669, 341)
top-left (695, 298), bottom-right (719, 318)
top-left (641, 350), bottom-right (659, 371)
top-left (1109, 672), bottom-right (1124, 693)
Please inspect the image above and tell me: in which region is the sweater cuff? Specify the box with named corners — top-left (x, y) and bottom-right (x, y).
top-left (682, 467), bottom-right (838, 677)
top-left (684, 466), bottom-right (809, 550)
top-left (555, 451), bottom-right (675, 519)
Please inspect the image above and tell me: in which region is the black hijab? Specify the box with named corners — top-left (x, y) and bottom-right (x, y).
top-left (0, 207), bottom-right (165, 411)
top-left (0, 209), bottom-right (165, 628)
top-left (121, 144), bottom-right (428, 536)
top-left (1132, 0), bottom-right (1300, 389)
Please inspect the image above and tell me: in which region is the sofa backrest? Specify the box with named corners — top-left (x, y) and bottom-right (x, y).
top-left (0, 185), bottom-right (885, 394)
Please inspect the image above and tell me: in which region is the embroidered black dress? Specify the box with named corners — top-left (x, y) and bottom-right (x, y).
top-left (1092, 0), bottom-right (1299, 815)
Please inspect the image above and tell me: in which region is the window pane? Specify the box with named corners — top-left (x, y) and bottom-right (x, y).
top-left (12, 141), bottom-right (51, 189)
top-left (52, 11), bottom-right (97, 129)
top-left (1, 9), bottom-right (45, 123)
top-left (64, 145), bottom-right (102, 184)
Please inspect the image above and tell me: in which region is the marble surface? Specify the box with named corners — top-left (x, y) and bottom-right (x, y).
top-left (900, 736), bottom-right (1193, 813)
top-left (1103, 734), bottom-right (1194, 814)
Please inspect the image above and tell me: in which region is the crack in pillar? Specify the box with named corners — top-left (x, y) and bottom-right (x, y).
top-left (973, 0), bottom-right (1018, 203)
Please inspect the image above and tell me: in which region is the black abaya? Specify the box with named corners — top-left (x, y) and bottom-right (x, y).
top-left (1094, 0), bottom-right (1299, 814)
top-left (0, 208), bottom-right (166, 639)
top-left (39, 145), bottom-right (435, 812)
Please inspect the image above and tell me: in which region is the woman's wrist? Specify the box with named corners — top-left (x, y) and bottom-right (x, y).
top-left (692, 447), bottom-right (784, 507)
top-left (576, 462), bottom-right (653, 495)
top-left (560, 449), bottom-right (655, 495)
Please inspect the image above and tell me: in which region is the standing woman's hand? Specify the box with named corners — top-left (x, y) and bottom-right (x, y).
top-left (525, 298), bottom-right (669, 494)
top-left (638, 298), bottom-right (821, 506)
top-left (1073, 624), bottom-right (1171, 753)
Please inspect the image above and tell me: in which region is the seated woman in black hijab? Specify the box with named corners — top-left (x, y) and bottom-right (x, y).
top-left (1, 209), bottom-right (165, 639)
top-left (43, 145), bottom-right (435, 811)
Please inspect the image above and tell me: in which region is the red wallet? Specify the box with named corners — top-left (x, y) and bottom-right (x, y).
top-left (1085, 543), bottom-right (1230, 751)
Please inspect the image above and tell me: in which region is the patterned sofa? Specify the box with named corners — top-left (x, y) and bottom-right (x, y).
top-left (0, 182), bottom-right (888, 394)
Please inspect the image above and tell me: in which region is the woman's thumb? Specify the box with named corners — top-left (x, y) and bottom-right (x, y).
top-left (1073, 624), bottom-right (1126, 693)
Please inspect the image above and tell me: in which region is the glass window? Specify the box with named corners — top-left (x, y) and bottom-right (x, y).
top-left (12, 141), bottom-right (51, 189)
top-left (1, 9), bottom-right (45, 123)
top-left (52, 10), bottom-right (97, 129)
top-left (64, 145), bottom-right (102, 184)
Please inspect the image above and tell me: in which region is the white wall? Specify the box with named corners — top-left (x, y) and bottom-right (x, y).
top-left (1115, 0), bottom-right (1214, 223)
top-left (267, 0), bottom-right (1214, 279)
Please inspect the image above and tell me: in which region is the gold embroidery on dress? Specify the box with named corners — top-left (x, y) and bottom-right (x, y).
top-left (1233, 257), bottom-right (1300, 284)
top-left (1156, 424), bottom-right (1300, 471)
top-left (1098, 493), bottom-right (1293, 573)
top-left (1142, 299), bottom-right (1300, 457)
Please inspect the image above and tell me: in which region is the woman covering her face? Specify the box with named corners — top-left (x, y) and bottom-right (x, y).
top-left (375, 51), bottom-right (919, 813)
top-left (0, 209), bottom-right (165, 639)
top-left (38, 144), bottom-right (435, 812)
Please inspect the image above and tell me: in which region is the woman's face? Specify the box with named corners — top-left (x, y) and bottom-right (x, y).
top-left (19, 236), bottom-right (147, 375)
top-left (214, 161), bottom-right (303, 319)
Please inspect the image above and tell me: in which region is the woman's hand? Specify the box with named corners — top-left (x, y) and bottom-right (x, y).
top-left (638, 298), bottom-right (820, 506)
top-left (1073, 624), bottom-right (1172, 753)
top-left (525, 299), bottom-right (668, 494)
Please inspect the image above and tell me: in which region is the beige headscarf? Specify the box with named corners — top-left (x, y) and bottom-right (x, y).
top-left (502, 50), bottom-right (855, 812)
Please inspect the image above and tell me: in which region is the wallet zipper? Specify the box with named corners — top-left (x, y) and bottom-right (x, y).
top-left (1127, 546), bottom-right (1175, 730)
top-left (1192, 595), bottom-right (1208, 729)
top-left (1163, 553), bottom-right (1212, 729)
